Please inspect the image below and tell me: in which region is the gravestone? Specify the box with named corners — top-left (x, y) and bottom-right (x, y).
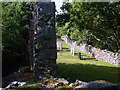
top-left (29, 2), bottom-right (57, 79)
top-left (57, 38), bottom-right (62, 51)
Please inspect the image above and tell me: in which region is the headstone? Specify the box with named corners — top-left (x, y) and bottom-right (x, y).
top-left (70, 47), bottom-right (75, 55)
top-left (29, 2), bottom-right (57, 80)
top-left (78, 52), bottom-right (82, 60)
top-left (70, 41), bottom-right (76, 56)
top-left (57, 38), bottom-right (62, 51)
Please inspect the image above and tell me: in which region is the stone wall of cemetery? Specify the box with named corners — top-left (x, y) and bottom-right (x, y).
top-left (61, 36), bottom-right (120, 67)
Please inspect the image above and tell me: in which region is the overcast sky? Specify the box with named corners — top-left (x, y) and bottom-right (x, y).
top-left (52, 0), bottom-right (64, 14)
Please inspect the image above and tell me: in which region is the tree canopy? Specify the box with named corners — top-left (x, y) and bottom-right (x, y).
top-left (56, 2), bottom-right (120, 52)
top-left (2, 2), bottom-right (34, 76)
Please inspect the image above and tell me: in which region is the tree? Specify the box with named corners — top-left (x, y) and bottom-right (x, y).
top-left (56, 2), bottom-right (120, 52)
top-left (2, 2), bottom-right (34, 76)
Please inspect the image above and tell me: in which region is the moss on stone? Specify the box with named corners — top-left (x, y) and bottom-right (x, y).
top-left (58, 85), bottom-right (73, 90)
top-left (41, 78), bottom-right (57, 84)
top-left (94, 80), bottom-right (110, 83)
top-left (15, 84), bottom-right (42, 89)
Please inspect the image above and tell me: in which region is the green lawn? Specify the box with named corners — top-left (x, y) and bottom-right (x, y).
top-left (57, 41), bottom-right (120, 85)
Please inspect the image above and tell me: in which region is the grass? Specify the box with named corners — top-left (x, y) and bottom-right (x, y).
top-left (57, 41), bottom-right (120, 85)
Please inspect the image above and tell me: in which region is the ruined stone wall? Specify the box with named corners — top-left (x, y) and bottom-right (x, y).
top-left (29, 2), bottom-right (57, 79)
top-left (61, 36), bottom-right (120, 67)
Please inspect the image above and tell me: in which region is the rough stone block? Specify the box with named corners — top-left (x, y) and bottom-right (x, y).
top-left (29, 2), bottom-right (57, 79)
top-left (74, 82), bottom-right (119, 90)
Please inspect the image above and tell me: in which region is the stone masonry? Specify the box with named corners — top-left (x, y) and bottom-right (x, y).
top-left (62, 35), bottom-right (120, 67)
top-left (29, 2), bottom-right (57, 79)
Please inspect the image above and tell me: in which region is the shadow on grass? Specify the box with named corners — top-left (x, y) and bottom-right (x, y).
top-left (74, 53), bottom-right (96, 60)
top-left (57, 50), bottom-right (70, 52)
top-left (57, 63), bottom-right (120, 84)
top-left (57, 47), bottom-right (71, 52)
top-left (62, 48), bottom-right (69, 50)
top-left (63, 47), bottom-right (71, 52)
top-left (64, 50), bottom-right (71, 52)
top-left (81, 58), bottom-right (97, 60)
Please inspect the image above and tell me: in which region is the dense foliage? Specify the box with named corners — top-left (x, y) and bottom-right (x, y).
top-left (2, 2), bottom-right (34, 76)
top-left (56, 2), bottom-right (120, 52)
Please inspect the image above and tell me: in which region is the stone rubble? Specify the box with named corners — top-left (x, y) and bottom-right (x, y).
top-left (5, 81), bottom-right (26, 90)
top-left (3, 78), bottom-right (119, 90)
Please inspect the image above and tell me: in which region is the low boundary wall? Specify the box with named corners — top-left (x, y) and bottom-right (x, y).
top-left (61, 36), bottom-right (120, 67)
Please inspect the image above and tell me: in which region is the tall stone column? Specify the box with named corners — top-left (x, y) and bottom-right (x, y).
top-left (29, 2), bottom-right (57, 80)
